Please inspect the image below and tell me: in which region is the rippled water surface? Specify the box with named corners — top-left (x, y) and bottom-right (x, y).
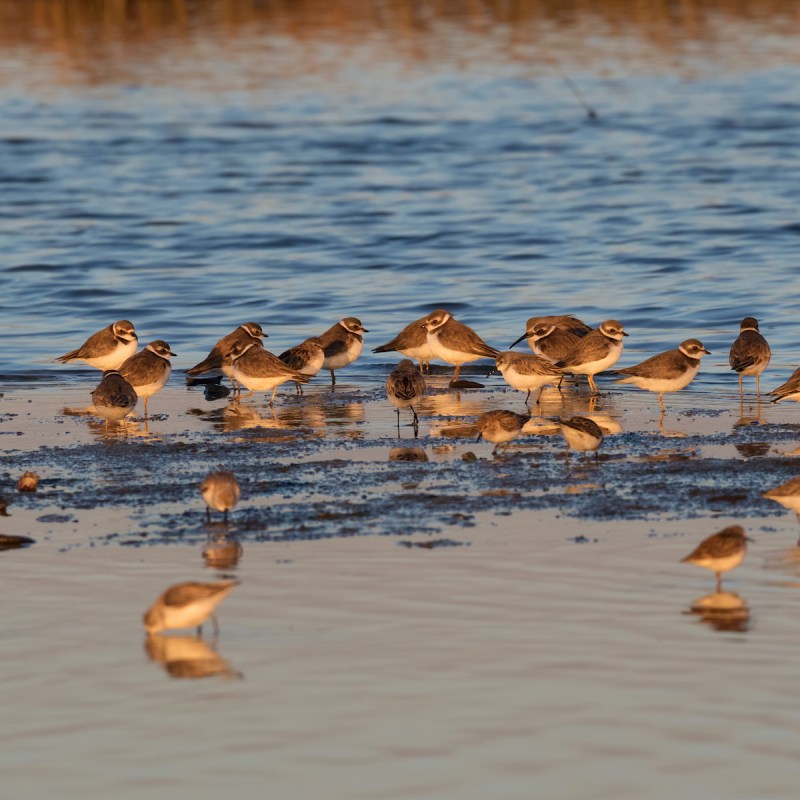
top-left (3, 2), bottom-right (800, 798)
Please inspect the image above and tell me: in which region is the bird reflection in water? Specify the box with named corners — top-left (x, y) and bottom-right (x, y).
top-left (734, 395), bottom-right (764, 428)
top-left (144, 634), bottom-right (241, 680)
top-left (686, 592), bottom-right (750, 633)
top-left (388, 447), bottom-right (428, 463)
top-left (203, 527), bottom-right (244, 570)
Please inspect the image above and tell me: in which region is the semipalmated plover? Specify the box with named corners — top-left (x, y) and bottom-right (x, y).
top-left (319, 317), bottom-right (369, 385)
top-left (558, 416), bottom-right (604, 461)
top-left (386, 359), bottom-right (426, 431)
top-left (186, 322), bottom-right (266, 391)
top-left (278, 336), bottom-right (325, 394)
top-left (228, 341), bottom-right (309, 404)
top-left (681, 525), bottom-right (751, 593)
top-left (493, 351), bottom-right (564, 406)
top-left (554, 320), bottom-right (627, 394)
top-left (613, 339), bottom-right (710, 412)
top-left (58, 320), bottom-right (138, 371)
top-left (118, 340), bottom-right (176, 416)
top-left (424, 309), bottom-right (499, 384)
top-left (90, 369), bottom-right (138, 429)
top-left (510, 315), bottom-right (591, 363)
top-left (768, 366), bottom-right (800, 405)
top-left (200, 470), bottom-right (241, 522)
top-left (475, 409), bottom-right (529, 454)
top-left (143, 580), bottom-right (239, 635)
top-left (729, 317), bottom-right (770, 396)
top-left (373, 315), bottom-right (434, 372)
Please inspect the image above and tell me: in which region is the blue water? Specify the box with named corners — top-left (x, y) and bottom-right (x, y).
top-left (1, 18), bottom-right (798, 381)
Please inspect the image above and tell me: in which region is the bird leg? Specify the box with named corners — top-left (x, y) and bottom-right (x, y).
top-left (715, 573), bottom-right (722, 593)
top-left (525, 389), bottom-right (531, 408)
top-left (756, 374), bottom-right (761, 397)
top-left (738, 374), bottom-right (743, 397)
top-left (658, 393), bottom-right (665, 413)
top-left (411, 406), bottom-right (419, 425)
top-left (587, 374), bottom-right (598, 395)
top-left (330, 368), bottom-right (336, 386)
top-left (270, 386), bottom-right (278, 406)
top-left (206, 507), bottom-right (211, 523)
top-left (143, 397), bottom-right (148, 418)
top-left (451, 365), bottom-right (461, 384)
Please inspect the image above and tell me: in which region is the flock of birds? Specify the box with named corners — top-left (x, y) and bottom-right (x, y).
top-left (53, 310), bottom-right (800, 635)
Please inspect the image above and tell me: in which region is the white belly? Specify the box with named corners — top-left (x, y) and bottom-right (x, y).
top-left (561, 427), bottom-right (601, 452)
top-left (398, 343), bottom-right (435, 363)
top-left (427, 332), bottom-right (478, 366)
top-left (159, 598), bottom-right (221, 631)
top-left (691, 551), bottom-right (745, 574)
top-left (322, 339), bottom-right (362, 371)
top-left (234, 366), bottom-right (292, 392)
top-left (500, 368), bottom-right (560, 392)
top-left (93, 402), bottom-right (134, 421)
top-left (299, 351), bottom-right (325, 377)
top-left (130, 366), bottom-right (171, 399)
top-left (618, 365), bottom-right (699, 394)
top-left (570, 343), bottom-right (623, 376)
top-left (85, 339), bottom-right (138, 371)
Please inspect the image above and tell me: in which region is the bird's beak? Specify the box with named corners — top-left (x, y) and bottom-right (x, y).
top-left (703, 348), bottom-right (711, 355)
top-left (746, 536), bottom-right (756, 542)
top-left (487, 368), bottom-right (499, 377)
top-left (475, 433), bottom-right (482, 443)
top-left (509, 332), bottom-right (529, 348)
top-left (170, 350), bottom-right (177, 356)
top-left (263, 333), bottom-right (269, 338)
top-left (361, 328), bottom-right (370, 333)
top-left (622, 331), bottom-right (629, 336)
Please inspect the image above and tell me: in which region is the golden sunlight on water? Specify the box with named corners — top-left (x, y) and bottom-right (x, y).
top-left (1, 0), bottom-right (799, 89)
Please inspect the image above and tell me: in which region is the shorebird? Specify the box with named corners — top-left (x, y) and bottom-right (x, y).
top-left (424, 309), bottom-right (499, 385)
top-left (143, 580), bottom-right (239, 636)
top-left (554, 320), bottom-right (627, 394)
top-left (118, 340), bottom-right (176, 416)
top-left (58, 320), bottom-right (138, 371)
top-left (558, 416), bottom-right (604, 462)
top-left (475, 409), bottom-right (529, 454)
top-left (510, 315), bottom-right (591, 363)
top-left (278, 337), bottom-right (325, 394)
top-left (493, 351), bottom-right (564, 406)
top-left (729, 317), bottom-right (770, 397)
top-left (90, 369), bottom-right (138, 429)
top-left (681, 525), bottom-right (751, 593)
top-left (200, 470), bottom-right (241, 522)
top-left (763, 477), bottom-right (800, 543)
top-left (228, 341), bottom-right (309, 404)
top-left (186, 322), bottom-right (266, 391)
top-left (613, 339), bottom-right (710, 412)
top-left (373, 315), bottom-right (434, 372)
top-left (768, 367), bottom-right (800, 405)
top-left (385, 359), bottom-right (426, 432)
top-left (318, 317), bottom-right (369, 385)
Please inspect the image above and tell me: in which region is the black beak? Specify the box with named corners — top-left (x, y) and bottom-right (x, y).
top-left (487, 368), bottom-right (499, 377)
top-left (704, 348), bottom-right (711, 355)
top-left (475, 433), bottom-right (482, 443)
top-left (169, 350), bottom-right (177, 356)
top-left (746, 536), bottom-right (755, 543)
top-left (510, 332), bottom-right (529, 348)
top-left (622, 331), bottom-right (629, 337)
top-left (361, 328), bottom-right (370, 333)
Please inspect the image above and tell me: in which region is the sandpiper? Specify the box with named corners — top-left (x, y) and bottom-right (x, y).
top-left (118, 340), bottom-right (175, 416)
top-left (373, 315), bottom-right (434, 372)
top-left (510, 315), bottom-right (591, 363)
top-left (475, 409), bottom-right (529, 454)
top-left (763, 478), bottom-right (800, 540)
top-left (424, 309), bottom-right (499, 385)
top-left (681, 525), bottom-right (751, 592)
top-left (554, 320), bottom-right (627, 394)
top-left (200, 470), bottom-right (241, 522)
top-left (768, 366), bottom-right (800, 405)
top-left (58, 320), bottom-right (138, 371)
top-left (493, 351), bottom-right (564, 406)
top-left (90, 369), bottom-right (138, 429)
top-left (228, 341), bottom-right (308, 404)
top-left (558, 416), bottom-right (604, 461)
top-left (278, 336), bottom-right (325, 394)
top-left (729, 317), bottom-right (770, 396)
top-left (318, 317), bottom-right (369, 385)
top-left (613, 339), bottom-right (710, 412)
top-left (143, 580), bottom-right (239, 636)
top-left (386, 359), bottom-right (426, 431)
top-left (186, 322), bottom-right (266, 391)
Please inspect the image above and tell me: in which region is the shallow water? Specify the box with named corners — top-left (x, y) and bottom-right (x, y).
top-left (3, 3), bottom-right (800, 798)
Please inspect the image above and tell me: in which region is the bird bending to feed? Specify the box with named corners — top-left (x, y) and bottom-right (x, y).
top-left (386, 359), bottom-right (426, 432)
top-left (424, 309), bottom-right (499, 385)
top-left (58, 320), bottom-right (138, 372)
top-left (90, 370), bottom-right (138, 429)
top-left (186, 322), bottom-right (266, 391)
top-left (493, 351), bottom-right (564, 406)
top-left (227, 341), bottom-right (309, 404)
top-left (510, 315), bottom-right (591, 363)
top-left (729, 317), bottom-right (770, 397)
top-left (554, 320), bottom-right (627, 394)
top-left (200, 470), bottom-right (241, 522)
top-left (768, 366), bottom-right (800, 405)
top-left (143, 580), bottom-right (239, 636)
top-left (475, 409), bottom-right (529, 454)
top-left (558, 416), bottom-right (604, 461)
top-left (613, 339), bottom-right (710, 412)
top-left (373, 315), bottom-right (435, 372)
top-left (318, 317), bottom-right (369, 385)
top-left (681, 525), bottom-right (751, 593)
top-left (118, 340), bottom-right (176, 416)
top-left (278, 337), bottom-right (325, 395)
